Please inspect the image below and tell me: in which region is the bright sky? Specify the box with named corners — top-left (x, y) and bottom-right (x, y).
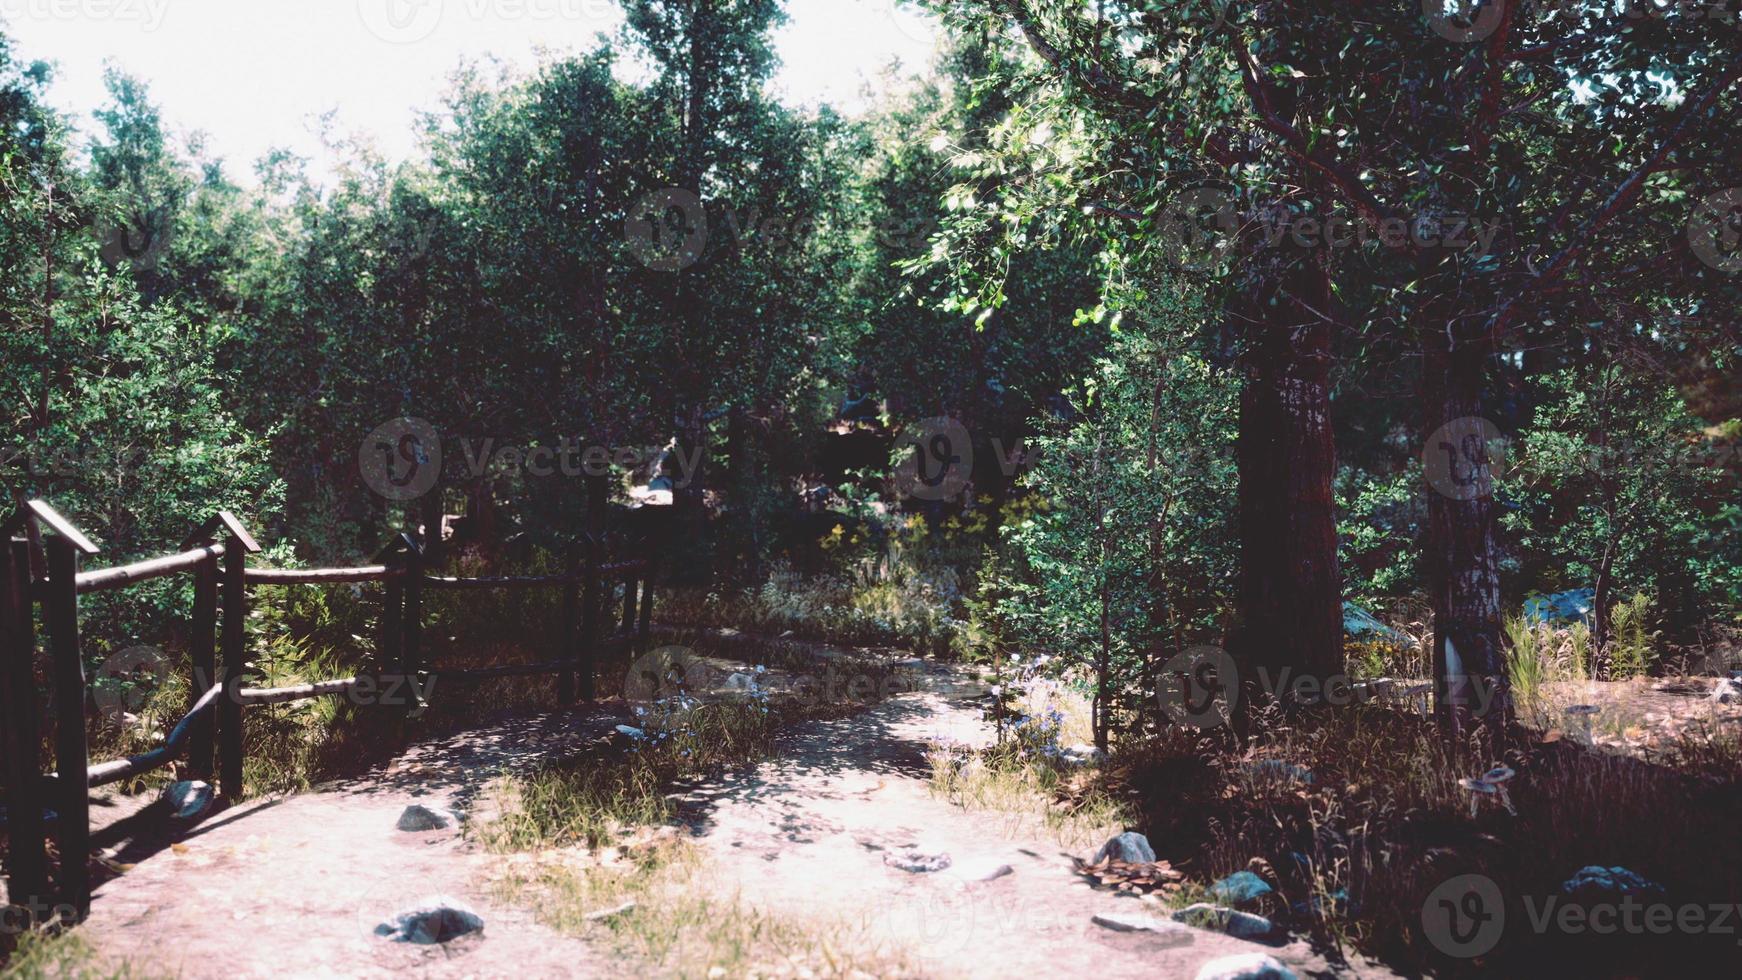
top-left (0, 0), bottom-right (937, 181)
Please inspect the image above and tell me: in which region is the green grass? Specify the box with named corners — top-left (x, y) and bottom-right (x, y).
top-left (0, 930), bottom-right (164, 979)
top-left (471, 647), bottom-right (915, 975)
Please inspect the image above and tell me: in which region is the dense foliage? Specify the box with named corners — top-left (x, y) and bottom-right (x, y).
top-left (2, 4), bottom-right (1738, 716)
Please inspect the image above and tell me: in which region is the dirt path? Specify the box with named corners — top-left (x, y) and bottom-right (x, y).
top-left (79, 655), bottom-right (1385, 978)
top-left (671, 660), bottom-right (1382, 979)
top-left (82, 709), bottom-right (628, 979)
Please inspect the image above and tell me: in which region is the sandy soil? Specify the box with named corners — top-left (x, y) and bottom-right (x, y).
top-left (669, 660), bottom-right (1389, 978)
top-left (77, 653), bottom-right (1391, 978)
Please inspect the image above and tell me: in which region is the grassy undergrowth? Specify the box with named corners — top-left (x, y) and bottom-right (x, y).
top-left (473, 653), bottom-right (914, 977)
top-left (0, 930), bottom-right (160, 980)
top-left (929, 683), bottom-right (1742, 978)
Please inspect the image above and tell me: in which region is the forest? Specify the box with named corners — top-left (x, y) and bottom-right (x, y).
top-left (2, 2), bottom-right (1740, 978)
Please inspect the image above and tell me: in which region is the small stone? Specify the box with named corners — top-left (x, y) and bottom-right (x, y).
top-left (946, 859), bottom-right (1014, 882)
top-left (162, 781), bottom-right (213, 821)
top-left (375, 899), bottom-right (484, 944)
top-left (1060, 743), bottom-right (1106, 766)
top-left (396, 804), bottom-right (458, 832)
top-left (1091, 912), bottom-right (1191, 937)
top-left (1207, 870), bottom-right (1274, 907)
top-left (884, 849), bottom-right (951, 873)
top-left (1171, 903), bottom-right (1281, 942)
top-left (1560, 865), bottom-right (1664, 899)
top-left (584, 901), bottom-right (636, 922)
top-left (1194, 952), bottom-right (1297, 980)
top-left (725, 672), bottom-right (757, 691)
top-left (1712, 677), bottom-right (1742, 704)
top-left (1092, 832), bottom-right (1156, 865)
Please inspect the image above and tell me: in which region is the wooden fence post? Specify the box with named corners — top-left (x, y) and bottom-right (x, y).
top-left (42, 521), bottom-right (98, 919)
top-left (211, 512), bottom-right (260, 801)
top-left (188, 556), bottom-right (217, 782)
top-left (0, 534), bottom-right (49, 922)
top-left (558, 539), bottom-right (578, 704)
top-left (579, 475), bottom-right (607, 702)
top-left (635, 561), bottom-right (656, 655)
top-left (401, 534), bottom-right (424, 708)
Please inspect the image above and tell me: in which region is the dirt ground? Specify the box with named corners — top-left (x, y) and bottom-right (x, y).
top-left (74, 655), bottom-right (1388, 978)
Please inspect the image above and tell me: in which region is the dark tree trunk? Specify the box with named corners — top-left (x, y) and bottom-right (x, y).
top-left (1230, 249), bottom-right (1344, 704)
top-left (1422, 325), bottom-right (1511, 736)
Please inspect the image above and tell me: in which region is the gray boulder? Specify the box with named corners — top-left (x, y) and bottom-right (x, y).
top-left (1194, 952), bottom-right (1298, 980)
top-left (884, 849), bottom-right (951, 873)
top-left (1092, 831), bottom-right (1156, 865)
top-left (375, 899), bottom-right (484, 944)
top-left (396, 803), bottom-right (458, 832)
top-left (162, 781), bottom-right (213, 821)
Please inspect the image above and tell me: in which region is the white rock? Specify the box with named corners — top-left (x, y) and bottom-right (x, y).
top-left (395, 803), bottom-right (458, 832)
top-left (1092, 911), bottom-right (1190, 936)
top-left (1194, 952), bottom-right (1297, 980)
top-left (374, 899), bottom-right (483, 944)
top-left (1172, 903), bottom-right (1280, 942)
top-left (583, 901), bottom-right (637, 922)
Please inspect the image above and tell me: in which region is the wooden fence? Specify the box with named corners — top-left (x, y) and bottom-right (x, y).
top-left (0, 495), bottom-right (656, 925)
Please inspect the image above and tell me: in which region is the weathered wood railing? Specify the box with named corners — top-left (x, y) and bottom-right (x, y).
top-left (0, 497), bottom-right (656, 925)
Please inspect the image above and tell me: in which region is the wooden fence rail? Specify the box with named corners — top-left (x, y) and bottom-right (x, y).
top-left (0, 495), bottom-right (658, 926)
